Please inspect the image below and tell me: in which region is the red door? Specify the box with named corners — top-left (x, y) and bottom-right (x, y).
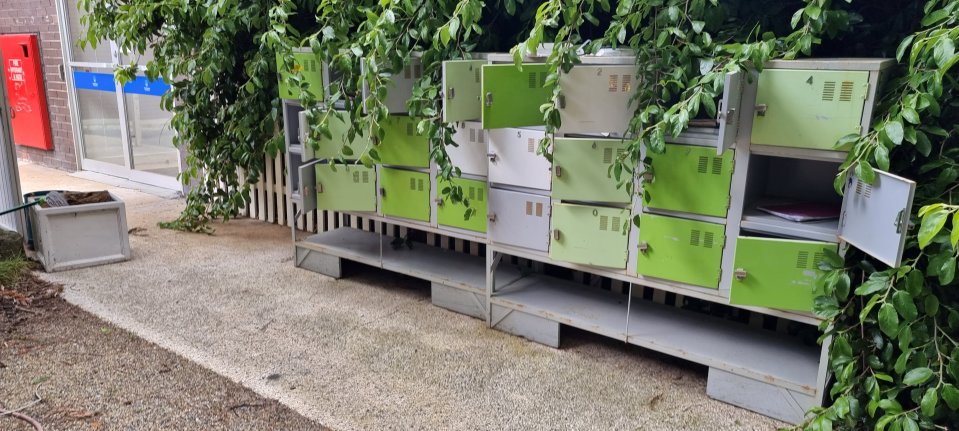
top-left (0, 34), bottom-right (53, 150)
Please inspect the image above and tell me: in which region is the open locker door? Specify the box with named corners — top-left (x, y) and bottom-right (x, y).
top-left (839, 169), bottom-right (916, 268)
top-left (297, 161), bottom-right (321, 212)
top-left (716, 71), bottom-right (744, 155)
top-left (442, 60), bottom-right (486, 122)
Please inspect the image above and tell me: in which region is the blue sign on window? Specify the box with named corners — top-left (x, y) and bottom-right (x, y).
top-left (72, 71), bottom-right (170, 97)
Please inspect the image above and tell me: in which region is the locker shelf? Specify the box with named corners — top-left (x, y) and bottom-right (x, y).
top-left (299, 227), bottom-right (521, 293)
top-left (626, 300), bottom-right (820, 395)
top-left (740, 208), bottom-right (839, 243)
top-left (492, 274), bottom-right (629, 341)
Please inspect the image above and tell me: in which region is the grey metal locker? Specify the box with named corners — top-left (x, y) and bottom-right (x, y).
top-left (557, 65), bottom-right (638, 137)
top-left (664, 71), bottom-right (744, 155)
top-left (488, 188), bottom-right (551, 252)
top-left (447, 121), bottom-right (489, 177)
top-left (361, 57), bottom-right (423, 114)
top-left (487, 128), bottom-right (551, 190)
top-left (839, 169), bottom-right (916, 268)
top-left (297, 161), bottom-right (320, 212)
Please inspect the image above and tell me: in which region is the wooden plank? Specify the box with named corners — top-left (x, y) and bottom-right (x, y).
top-left (274, 155), bottom-right (286, 226)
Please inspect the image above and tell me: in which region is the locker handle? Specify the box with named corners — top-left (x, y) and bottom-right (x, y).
top-left (447, 87), bottom-right (455, 100)
top-left (554, 165), bottom-right (563, 178)
top-left (434, 198), bottom-right (444, 206)
top-left (638, 241), bottom-right (649, 254)
top-left (317, 183), bottom-right (324, 194)
top-left (754, 104), bottom-right (768, 117)
top-left (718, 100), bottom-right (736, 125)
top-left (379, 187), bottom-right (386, 197)
top-left (641, 172), bottom-right (653, 182)
top-left (487, 152), bottom-right (498, 162)
top-left (734, 269), bottom-right (748, 281)
top-left (487, 213), bottom-right (496, 222)
top-left (552, 229), bottom-right (561, 241)
top-left (894, 209), bottom-right (905, 234)
top-left (485, 92), bottom-right (493, 107)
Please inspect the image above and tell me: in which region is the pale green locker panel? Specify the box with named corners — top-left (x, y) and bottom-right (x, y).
top-left (751, 69), bottom-right (869, 151)
top-left (437, 177), bottom-right (487, 233)
top-left (644, 144), bottom-right (734, 217)
top-left (552, 138), bottom-right (631, 204)
top-left (442, 60), bottom-right (486, 122)
top-left (481, 64), bottom-right (554, 129)
top-left (635, 213), bottom-right (725, 289)
top-left (377, 116), bottom-right (429, 168)
top-left (314, 164), bottom-right (376, 212)
top-left (379, 167), bottom-right (431, 222)
top-left (730, 237), bottom-right (837, 312)
top-left (276, 50), bottom-right (324, 100)
top-left (549, 203), bottom-right (630, 269)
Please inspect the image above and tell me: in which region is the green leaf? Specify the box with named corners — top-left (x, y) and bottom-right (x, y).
top-left (941, 257), bottom-right (957, 285)
top-left (855, 162), bottom-right (876, 184)
top-left (902, 367), bottom-right (934, 386)
top-left (874, 145), bottom-right (890, 171)
top-left (901, 108), bottom-right (920, 124)
top-left (892, 291), bottom-right (918, 321)
top-left (942, 384), bottom-right (959, 410)
top-left (879, 303), bottom-right (899, 337)
top-left (934, 38), bottom-right (956, 68)
top-left (856, 278), bottom-right (889, 296)
top-left (896, 35), bottom-right (915, 61)
top-left (925, 294), bottom-right (940, 316)
top-left (884, 121), bottom-right (904, 145)
top-left (951, 210), bottom-right (959, 248)
top-left (920, 387), bottom-right (938, 417)
top-left (918, 208), bottom-right (949, 249)
top-left (902, 417), bottom-right (919, 431)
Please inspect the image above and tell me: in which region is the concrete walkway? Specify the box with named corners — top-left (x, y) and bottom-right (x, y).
top-left (19, 163), bottom-right (783, 430)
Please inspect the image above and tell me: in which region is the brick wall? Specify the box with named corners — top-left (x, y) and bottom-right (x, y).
top-left (0, 0), bottom-right (77, 171)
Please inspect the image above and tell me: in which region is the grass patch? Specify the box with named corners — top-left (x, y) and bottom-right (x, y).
top-left (0, 255), bottom-right (30, 287)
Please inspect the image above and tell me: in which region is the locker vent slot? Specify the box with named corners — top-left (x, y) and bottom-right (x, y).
top-left (409, 178), bottom-right (417, 190)
top-left (470, 128), bottom-right (476, 142)
top-left (528, 138), bottom-right (536, 153)
top-left (404, 66), bottom-right (412, 79)
top-left (608, 75), bottom-right (618, 92)
top-left (711, 157), bottom-right (723, 175)
top-left (839, 81), bottom-right (854, 101)
top-left (622, 75), bottom-right (632, 92)
top-left (611, 217), bottom-right (621, 232)
top-left (406, 122), bottom-right (415, 136)
top-left (796, 251), bottom-right (809, 269)
top-left (469, 187), bottom-right (476, 200)
top-left (353, 172), bottom-right (361, 183)
top-left (362, 171), bottom-right (370, 183)
top-left (414, 64), bottom-right (423, 79)
top-left (528, 72), bottom-right (537, 89)
top-left (599, 215), bottom-right (609, 231)
top-left (813, 252), bottom-right (825, 269)
top-left (822, 81), bottom-right (836, 101)
top-left (855, 179), bottom-right (873, 198)
top-left (535, 202), bottom-right (543, 217)
top-left (690, 229), bottom-right (701, 247)
top-left (603, 147), bottom-right (614, 164)
top-left (417, 179), bottom-right (425, 191)
top-left (477, 188), bottom-right (485, 202)
top-left (703, 231), bottom-right (715, 249)
top-left (474, 67), bottom-right (480, 83)
top-left (478, 129), bottom-right (486, 143)
top-left (697, 156), bottom-right (709, 174)
top-left (526, 201), bottom-right (533, 215)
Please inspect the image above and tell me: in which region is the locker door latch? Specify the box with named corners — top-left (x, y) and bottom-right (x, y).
top-left (487, 213), bottom-right (497, 222)
top-left (447, 87), bottom-right (455, 100)
top-left (894, 209), bottom-right (905, 234)
top-left (379, 187), bottom-right (386, 197)
top-left (485, 92), bottom-right (493, 106)
top-left (317, 183), bottom-right (324, 194)
top-left (718, 100), bottom-right (736, 125)
top-left (434, 198), bottom-right (444, 206)
top-left (552, 229), bottom-right (561, 240)
top-left (487, 152), bottom-right (498, 162)
top-left (638, 241), bottom-right (649, 254)
top-left (554, 165), bottom-right (563, 178)
top-left (754, 104), bottom-right (768, 117)
top-left (734, 269), bottom-right (748, 281)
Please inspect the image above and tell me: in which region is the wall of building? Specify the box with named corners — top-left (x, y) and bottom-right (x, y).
top-left (0, 0), bottom-right (77, 171)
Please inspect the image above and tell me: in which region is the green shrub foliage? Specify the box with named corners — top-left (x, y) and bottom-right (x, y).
top-left (82, 0), bottom-right (958, 428)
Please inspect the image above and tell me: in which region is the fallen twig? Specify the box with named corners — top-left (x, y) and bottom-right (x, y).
top-left (3, 410), bottom-right (44, 431)
top-left (0, 383), bottom-right (45, 417)
top-left (228, 402), bottom-right (268, 415)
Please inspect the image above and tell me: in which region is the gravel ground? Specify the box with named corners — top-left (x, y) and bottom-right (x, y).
top-left (0, 298), bottom-right (327, 430)
top-left (16, 163), bottom-right (786, 430)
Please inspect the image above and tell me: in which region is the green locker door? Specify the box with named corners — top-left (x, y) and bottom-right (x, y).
top-left (277, 51), bottom-right (325, 100)
top-left (636, 213), bottom-right (725, 289)
top-left (437, 177), bottom-right (487, 233)
top-left (549, 203), bottom-right (630, 268)
top-left (481, 64), bottom-right (554, 129)
top-left (311, 110), bottom-right (372, 161)
top-left (552, 138), bottom-right (631, 204)
top-left (751, 69), bottom-right (869, 151)
top-left (380, 168), bottom-right (431, 222)
top-left (442, 60), bottom-right (486, 122)
top-left (314, 164), bottom-right (376, 212)
top-left (377, 116), bottom-right (429, 168)
top-left (730, 237), bottom-right (836, 312)
top-left (644, 144), bottom-right (733, 217)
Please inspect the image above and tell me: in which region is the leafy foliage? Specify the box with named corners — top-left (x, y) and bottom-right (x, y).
top-left (83, 0), bottom-right (959, 428)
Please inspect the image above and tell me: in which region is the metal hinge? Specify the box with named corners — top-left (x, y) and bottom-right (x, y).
top-left (755, 104), bottom-right (768, 117)
top-left (863, 82), bottom-right (870, 100)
